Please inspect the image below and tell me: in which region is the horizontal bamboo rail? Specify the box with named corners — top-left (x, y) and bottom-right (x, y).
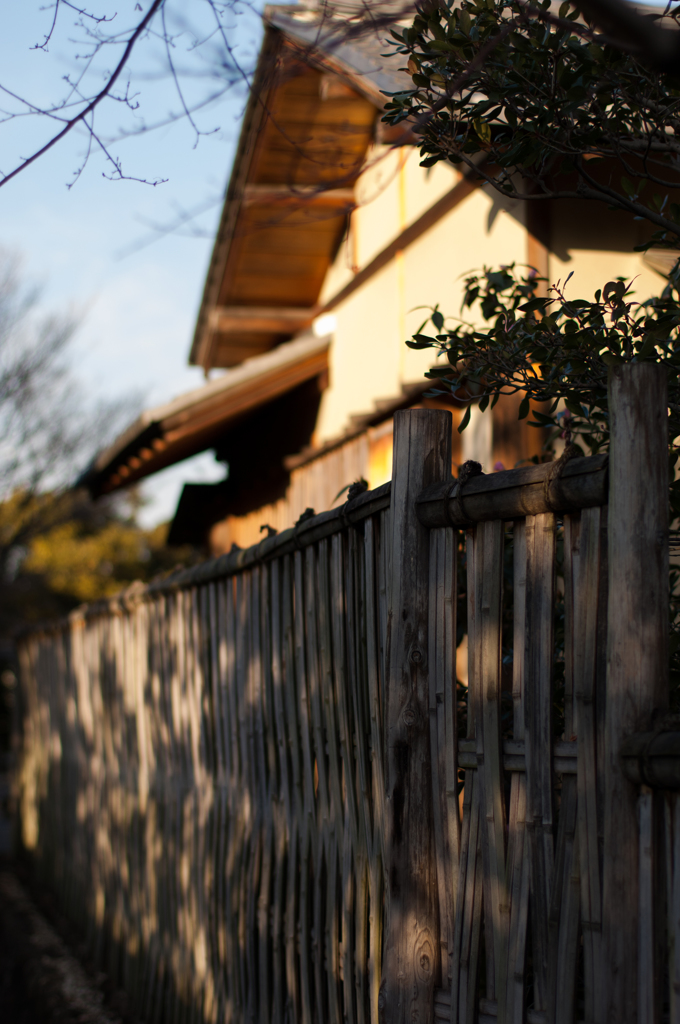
top-left (457, 738), bottom-right (577, 774)
top-left (416, 453), bottom-right (608, 529)
top-left (620, 729), bottom-right (680, 788)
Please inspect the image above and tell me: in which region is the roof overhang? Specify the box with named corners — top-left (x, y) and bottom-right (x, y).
top-left (80, 333), bottom-right (330, 497)
top-left (189, 5), bottom-right (411, 372)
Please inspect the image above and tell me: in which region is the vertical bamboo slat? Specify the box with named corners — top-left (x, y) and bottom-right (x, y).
top-left (571, 506), bottom-right (603, 1022)
top-left (638, 786), bottom-right (656, 1024)
top-left (667, 795), bottom-right (680, 1024)
top-left (450, 528), bottom-right (482, 1024)
top-left (604, 364), bottom-right (669, 1023)
top-left (382, 409), bottom-right (452, 1024)
top-left (473, 520), bottom-right (507, 1006)
top-left (428, 526), bottom-right (458, 988)
top-left (524, 511), bottom-right (556, 1014)
top-left (501, 519), bottom-right (529, 1024)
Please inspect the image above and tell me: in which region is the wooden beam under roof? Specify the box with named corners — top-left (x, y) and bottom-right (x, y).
top-left (190, 23), bottom-right (380, 371)
top-left (242, 184), bottom-right (355, 207)
top-left (208, 306), bottom-right (315, 334)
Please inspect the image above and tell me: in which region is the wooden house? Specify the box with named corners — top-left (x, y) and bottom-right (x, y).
top-left (82, 1), bottom-right (665, 552)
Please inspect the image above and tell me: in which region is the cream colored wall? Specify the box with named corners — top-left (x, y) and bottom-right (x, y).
top-left (549, 199), bottom-right (663, 303)
top-left (313, 148), bottom-right (668, 448)
top-left (319, 146), bottom-right (459, 302)
top-left (315, 145), bottom-right (526, 444)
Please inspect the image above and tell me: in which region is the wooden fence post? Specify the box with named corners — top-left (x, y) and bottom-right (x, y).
top-left (603, 363), bottom-right (669, 1023)
top-left (382, 408), bottom-right (452, 1024)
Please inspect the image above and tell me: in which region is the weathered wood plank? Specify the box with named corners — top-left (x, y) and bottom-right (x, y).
top-left (416, 454), bottom-right (608, 528)
top-left (524, 512), bottom-right (556, 1013)
top-left (450, 528), bottom-right (483, 1024)
top-left (471, 520), bottom-right (507, 1004)
top-left (363, 517), bottom-right (386, 1024)
top-left (603, 364), bottom-right (669, 1023)
top-left (281, 555), bottom-right (301, 1024)
top-left (318, 537), bottom-right (344, 1024)
top-left (638, 786), bottom-right (655, 1024)
top-left (549, 774), bottom-right (580, 1024)
top-left (382, 409), bottom-right (452, 1024)
top-left (347, 527), bottom-right (371, 1024)
top-left (269, 560), bottom-right (288, 1024)
top-left (666, 794), bottom-right (680, 1024)
top-left (568, 506), bottom-right (603, 1023)
top-left (428, 526), bottom-right (459, 989)
top-left (503, 519), bottom-right (529, 1024)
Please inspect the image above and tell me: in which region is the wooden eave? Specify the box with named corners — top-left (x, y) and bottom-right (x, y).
top-left (190, 9), bottom-right (407, 371)
top-left (80, 335), bottom-right (329, 497)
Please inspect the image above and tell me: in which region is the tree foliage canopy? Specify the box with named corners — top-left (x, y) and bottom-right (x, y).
top-left (384, 0), bottom-right (680, 247)
top-left (382, 0), bottom-right (680, 677)
top-left (381, 0), bottom-right (680, 481)
top-left (0, 251), bottom-right (197, 641)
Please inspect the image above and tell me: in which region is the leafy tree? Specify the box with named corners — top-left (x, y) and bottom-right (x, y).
top-left (0, 248), bottom-right (138, 586)
top-left (382, 0), bottom-right (680, 471)
top-left (0, 249), bottom-right (201, 753)
top-left (0, 249), bottom-right (195, 635)
top-left (0, 245), bottom-right (198, 596)
top-left (382, 0), bottom-right (680, 688)
top-left (4, 491), bottom-right (197, 622)
top-left (386, 0), bottom-right (680, 240)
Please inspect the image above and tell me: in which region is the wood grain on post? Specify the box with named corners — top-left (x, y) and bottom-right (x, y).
top-left (603, 363), bottom-right (669, 1024)
top-left (382, 409), bottom-right (452, 1024)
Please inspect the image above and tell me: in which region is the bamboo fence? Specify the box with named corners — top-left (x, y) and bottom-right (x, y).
top-left (16, 365), bottom-right (678, 1023)
top-left (18, 486), bottom-right (391, 1024)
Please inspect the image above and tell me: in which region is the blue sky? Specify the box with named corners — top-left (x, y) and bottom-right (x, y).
top-left (0, 2), bottom-right (281, 527)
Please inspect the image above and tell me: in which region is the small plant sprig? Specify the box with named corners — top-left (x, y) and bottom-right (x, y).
top-left (408, 263), bottom-right (680, 505)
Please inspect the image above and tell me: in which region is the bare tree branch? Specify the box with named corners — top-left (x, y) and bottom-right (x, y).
top-left (0, 0), bottom-right (165, 189)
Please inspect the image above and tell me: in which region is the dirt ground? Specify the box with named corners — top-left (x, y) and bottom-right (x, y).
top-left (0, 860), bottom-right (127, 1024)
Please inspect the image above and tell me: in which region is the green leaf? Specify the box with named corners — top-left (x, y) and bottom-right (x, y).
top-left (518, 395), bottom-right (530, 419)
top-left (600, 351), bottom-right (624, 366)
top-left (565, 398), bottom-right (585, 416)
top-left (426, 366), bottom-right (455, 377)
top-left (637, 334), bottom-right (657, 359)
top-left (458, 403), bottom-right (472, 433)
top-left (519, 297), bottom-right (549, 313)
top-left (603, 281), bottom-right (626, 304)
top-left (473, 117), bottom-right (492, 144)
top-left (532, 410), bottom-right (558, 424)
